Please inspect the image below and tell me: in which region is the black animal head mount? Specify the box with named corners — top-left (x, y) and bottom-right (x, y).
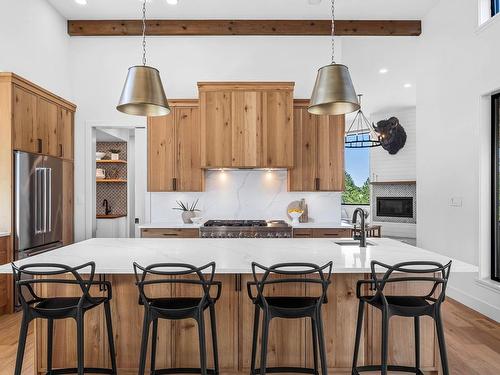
top-left (373, 117), bottom-right (407, 155)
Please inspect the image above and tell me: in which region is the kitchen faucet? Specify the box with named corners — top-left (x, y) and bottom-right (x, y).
top-left (103, 199), bottom-right (112, 215)
top-left (352, 208), bottom-right (368, 247)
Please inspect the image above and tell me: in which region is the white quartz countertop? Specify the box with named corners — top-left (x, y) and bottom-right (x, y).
top-left (0, 232), bottom-right (10, 237)
top-left (0, 238), bottom-right (477, 275)
top-left (138, 221), bottom-right (352, 229)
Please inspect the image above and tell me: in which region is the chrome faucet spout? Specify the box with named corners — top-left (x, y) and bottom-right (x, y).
top-left (352, 208), bottom-right (367, 247)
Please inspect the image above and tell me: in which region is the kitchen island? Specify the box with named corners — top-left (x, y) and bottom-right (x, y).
top-left (0, 238), bottom-right (476, 375)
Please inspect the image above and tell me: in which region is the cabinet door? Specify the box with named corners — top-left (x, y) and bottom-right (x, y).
top-left (13, 85), bottom-right (38, 153)
top-left (38, 97), bottom-right (58, 157)
top-left (62, 160), bottom-right (74, 245)
top-left (200, 91), bottom-right (232, 168)
top-left (231, 91), bottom-right (262, 167)
top-left (312, 228), bottom-right (351, 238)
top-left (176, 106), bottom-right (203, 191)
top-left (57, 106), bottom-right (73, 159)
top-left (141, 228), bottom-right (199, 238)
top-left (262, 90), bottom-right (294, 167)
top-left (317, 115), bottom-right (345, 191)
top-left (148, 114), bottom-right (176, 191)
top-left (288, 107), bottom-right (318, 191)
top-left (172, 274), bottom-right (239, 372)
top-left (240, 274), bottom-right (306, 372)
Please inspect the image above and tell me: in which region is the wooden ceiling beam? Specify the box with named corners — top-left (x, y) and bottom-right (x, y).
top-left (68, 19), bottom-right (421, 37)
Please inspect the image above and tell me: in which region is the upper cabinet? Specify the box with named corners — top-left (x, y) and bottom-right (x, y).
top-left (198, 82), bottom-right (294, 168)
top-left (288, 100), bottom-right (345, 192)
top-left (9, 74), bottom-right (76, 160)
top-left (148, 100), bottom-right (203, 192)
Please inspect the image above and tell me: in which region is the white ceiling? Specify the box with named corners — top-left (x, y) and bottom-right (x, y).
top-left (47, 0), bottom-right (437, 20)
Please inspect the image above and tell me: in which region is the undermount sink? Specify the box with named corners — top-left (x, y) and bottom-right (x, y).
top-left (334, 240), bottom-right (376, 247)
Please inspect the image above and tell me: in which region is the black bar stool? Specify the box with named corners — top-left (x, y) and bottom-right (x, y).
top-left (247, 261), bottom-right (333, 375)
top-left (352, 260), bottom-right (452, 375)
top-left (133, 262), bottom-right (222, 375)
top-left (11, 262), bottom-right (117, 375)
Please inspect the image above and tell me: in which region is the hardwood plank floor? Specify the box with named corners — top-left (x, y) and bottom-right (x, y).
top-left (0, 299), bottom-right (498, 375)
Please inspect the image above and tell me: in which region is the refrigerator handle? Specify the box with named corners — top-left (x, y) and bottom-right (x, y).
top-left (35, 168), bottom-right (44, 234)
top-left (46, 168), bottom-right (52, 233)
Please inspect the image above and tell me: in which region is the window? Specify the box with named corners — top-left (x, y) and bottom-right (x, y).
top-left (343, 134), bottom-right (370, 205)
top-left (492, 93), bottom-right (500, 282)
top-left (493, 0), bottom-right (500, 16)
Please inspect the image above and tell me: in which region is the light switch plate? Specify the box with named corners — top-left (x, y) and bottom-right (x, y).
top-left (450, 197), bottom-right (463, 207)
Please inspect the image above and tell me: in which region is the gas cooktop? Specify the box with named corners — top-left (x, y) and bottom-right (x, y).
top-left (200, 220), bottom-right (292, 238)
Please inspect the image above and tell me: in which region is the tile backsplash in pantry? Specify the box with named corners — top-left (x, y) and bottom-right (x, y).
top-left (148, 170), bottom-right (342, 223)
top-left (96, 142), bottom-right (127, 216)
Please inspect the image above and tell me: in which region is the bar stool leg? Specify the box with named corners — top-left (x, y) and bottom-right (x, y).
top-left (435, 310), bottom-right (449, 375)
top-left (104, 301), bottom-right (118, 374)
top-left (76, 313), bottom-right (85, 375)
top-left (138, 311), bottom-right (151, 375)
top-left (351, 301), bottom-right (365, 374)
top-left (209, 304), bottom-right (220, 375)
top-left (381, 310), bottom-right (389, 375)
top-left (197, 311), bottom-right (208, 375)
top-left (414, 316), bottom-right (420, 372)
top-left (47, 318), bottom-right (54, 374)
top-left (311, 317), bottom-right (319, 375)
top-left (260, 310), bottom-right (270, 375)
top-left (14, 313), bottom-right (30, 375)
top-left (315, 308), bottom-right (328, 375)
top-left (150, 318), bottom-right (158, 375)
top-left (250, 305), bottom-right (260, 375)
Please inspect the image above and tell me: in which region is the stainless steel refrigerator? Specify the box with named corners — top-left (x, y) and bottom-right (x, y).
top-left (14, 151), bottom-right (63, 259)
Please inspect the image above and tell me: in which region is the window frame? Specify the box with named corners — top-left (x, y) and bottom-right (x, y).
top-left (493, 0), bottom-right (500, 16)
top-left (491, 93), bottom-right (500, 282)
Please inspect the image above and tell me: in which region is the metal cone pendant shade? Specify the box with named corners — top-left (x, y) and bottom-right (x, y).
top-left (308, 63), bottom-right (360, 116)
top-left (117, 65), bottom-right (170, 117)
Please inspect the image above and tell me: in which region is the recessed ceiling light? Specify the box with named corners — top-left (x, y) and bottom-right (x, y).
top-left (404, 83), bottom-right (413, 88)
top-left (308, 0), bottom-right (322, 4)
top-left (75, 0), bottom-right (87, 5)
top-left (379, 68), bottom-right (389, 74)
top-left (166, 0), bottom-right (179, 4)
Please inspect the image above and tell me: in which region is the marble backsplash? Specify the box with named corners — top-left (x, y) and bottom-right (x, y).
top-left (148, 170), bottom-right (342, 223)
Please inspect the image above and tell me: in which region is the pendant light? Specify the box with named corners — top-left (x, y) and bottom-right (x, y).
top-left (345, 95), bottom-right (382, 149)
top-left (117, 0), bottom-right (170, 117)
top-left (308, 0), bottom-right (360, 116)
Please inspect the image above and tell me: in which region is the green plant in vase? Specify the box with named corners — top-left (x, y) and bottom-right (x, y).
top-left (173, 199), bottom-right (200, 224)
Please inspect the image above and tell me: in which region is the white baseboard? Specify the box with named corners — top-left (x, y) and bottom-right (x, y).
top-left (447, 285), bottom-right (500, 322)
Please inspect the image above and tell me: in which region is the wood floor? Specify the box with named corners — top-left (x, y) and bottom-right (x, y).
top-left (0, 299), bottom-right (499, 375)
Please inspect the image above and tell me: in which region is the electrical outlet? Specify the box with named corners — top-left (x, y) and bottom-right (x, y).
top-left (450, 197), bottom-right (463, 207)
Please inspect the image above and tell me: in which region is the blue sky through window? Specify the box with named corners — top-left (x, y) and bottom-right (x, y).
top-left (345, 134), bottom-right (370, 187)
top-left (345, 147), bottom-right (369, 186)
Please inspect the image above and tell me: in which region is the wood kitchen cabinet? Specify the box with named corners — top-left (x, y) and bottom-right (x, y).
top-left (12, 85), bottom-right (38, 153)
top-left (289, 100), bottom-right (345, 192)
top-left (38, 96), bottom-right (59, 157)
top-left (199, 82), bottom-right (294, 168)
top-left (148, 100), bottom-right (203, 192)
top-left (141, 228), bottom-right (199, 238)
top-left (58, 105), bottom-right (74, 160)
top-left (292, 228), bottom-right (351, 238)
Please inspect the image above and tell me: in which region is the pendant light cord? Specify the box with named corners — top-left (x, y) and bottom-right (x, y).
top-left (142, 0), bottom-right (147, 66)
top-left (331, 0), bottom-right (335, 64)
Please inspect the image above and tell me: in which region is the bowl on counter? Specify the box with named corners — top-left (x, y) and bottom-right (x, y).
top-left (190, 217), bottom-right (204, 225)
top-left (96, 152), bottom-right (106, 160)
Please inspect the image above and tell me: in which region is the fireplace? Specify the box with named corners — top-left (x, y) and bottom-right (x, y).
top-left (376, 197), bottom-right (414, 218)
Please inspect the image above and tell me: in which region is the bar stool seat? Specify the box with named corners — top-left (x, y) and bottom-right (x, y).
top-left (12, 262), bottom-right (117, 375)
top-left (352, 260), bottom-right (452, 375)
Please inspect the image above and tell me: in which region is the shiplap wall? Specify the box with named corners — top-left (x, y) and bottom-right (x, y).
top-left (369, 107), bottom-right (416, 182)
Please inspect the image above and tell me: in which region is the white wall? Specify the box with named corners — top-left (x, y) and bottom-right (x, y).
top-left (0, 0), bottom-right (71, 99)
top-left (148, 170), bottom-right (342, 224)
top-left (417, 0), bottom-right (500, 321)
top-left (370, 107), bottom-right (416, 182)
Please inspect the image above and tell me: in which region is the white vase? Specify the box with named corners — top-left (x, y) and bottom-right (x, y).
top-left (182, 211), bottom-right (196, 224)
